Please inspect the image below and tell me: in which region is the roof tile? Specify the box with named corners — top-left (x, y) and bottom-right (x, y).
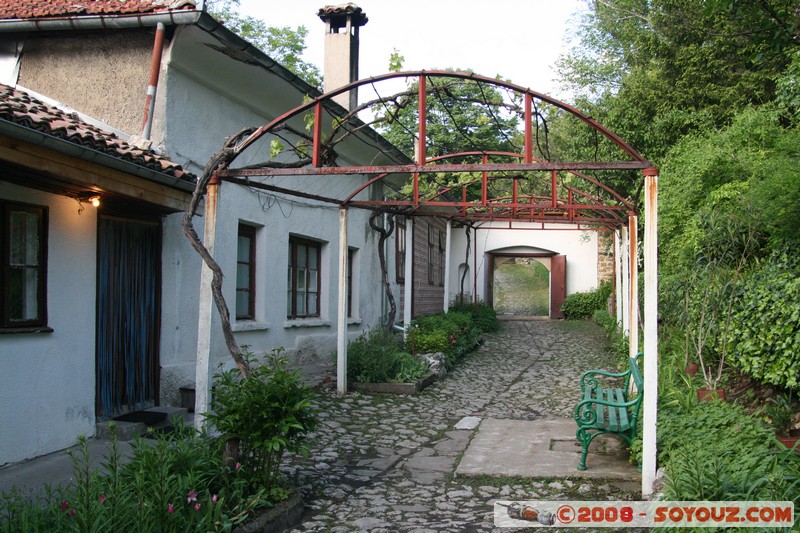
top-left (0, 1), bottom-right (196, 20)
top-left (0, 83), bottom-right (194, 182)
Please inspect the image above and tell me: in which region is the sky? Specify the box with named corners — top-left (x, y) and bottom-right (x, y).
top-left (237, 0), bottom-right (587, 100)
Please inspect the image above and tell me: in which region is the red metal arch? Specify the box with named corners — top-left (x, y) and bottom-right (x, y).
top-left (219, 71), bottom-right (654, 227)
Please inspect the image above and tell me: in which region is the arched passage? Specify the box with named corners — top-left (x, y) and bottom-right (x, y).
top-left (189, 70), bottom-right (660, 496)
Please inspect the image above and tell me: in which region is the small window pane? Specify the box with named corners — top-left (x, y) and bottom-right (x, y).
top-left (236, 264), bottom-right (250, 289)
top-left (9, 268), bottom-right (39, 321)
top-left (308, 293), bottom-right (317, 314)
top-left (308, 246), bottom-right (318, 269)
top-left (10, 211), bottom-right (39, 265)
top-left (308, 269), bottom-right (318, 292)
top-left (296, 292), bottom-right (306, 316)
top-left (237, 235), bottom-right (251, 262)
top-left (297, 245), bottom-right (307, 268)
top-left (235, 291), bottom-right (249, 318)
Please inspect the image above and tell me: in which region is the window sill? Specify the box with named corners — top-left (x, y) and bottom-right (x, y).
top-left (232, 321), bottom-right (270, 332)
top-left (347, 318), bottom-right (361, 326)
top-left (283, 318), bottom-right (331, 329)
top-left (0, 326), bottom-right (54, 334)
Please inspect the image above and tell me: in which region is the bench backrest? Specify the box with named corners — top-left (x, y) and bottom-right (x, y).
top-left (628, 354), bottom-right (644, 431)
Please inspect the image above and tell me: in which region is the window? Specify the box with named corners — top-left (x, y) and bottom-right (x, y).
top-left (395, 216), bottom-right (406, 283)
top-left (438, 230), bottom-right (445, 286)
top-left (287, 237), bottom-right (321, 319)
top-left (427, 223), bottom-right (435, 284)
top-left (1, 202), bottom-right (47, 329)
top-left (235, 224), bottom-right (256, 320)
top-left (347, 248), bottom-right (356, 318)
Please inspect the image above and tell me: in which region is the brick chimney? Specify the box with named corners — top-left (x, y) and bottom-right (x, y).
top-left (318, 3), bottom-right (368, 110)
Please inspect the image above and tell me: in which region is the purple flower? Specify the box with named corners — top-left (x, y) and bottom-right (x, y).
top-left (168, 503), bottom-right (175, 514)
top-left (194, 503), bottom-right (201, 511)
top-left (187, 489), bottom-right (197, 504)
top-left (98, 495), bottom-right (107, 504)
top-left (59, 501), bottom-right (69, 512)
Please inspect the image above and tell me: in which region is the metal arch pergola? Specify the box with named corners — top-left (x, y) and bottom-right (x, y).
top-left (197, 71), bottom-right (660, 495)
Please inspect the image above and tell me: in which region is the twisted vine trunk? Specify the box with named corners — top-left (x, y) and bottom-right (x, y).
top-left (369, 211), bottom-right (396, 330)
top-left (181, 128), bottom-right (255, 379)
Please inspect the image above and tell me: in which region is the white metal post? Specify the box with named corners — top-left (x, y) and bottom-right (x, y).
top-left (443, 221), bottom-right (451, 312)
top-left (629, 213), bottom-right (639, 358)
top-left (337, 207), bottom-right (348, 395)
top-left (620, 225), bottom-right (629, 334)
top-left (642, 169), bottom-right (659, 496)
top-left (615, 229), bottom-right (623, 325)
top-left (194, 178), bottom-right (219, 432)
top-left (403, 218), bottom-right (414, 340)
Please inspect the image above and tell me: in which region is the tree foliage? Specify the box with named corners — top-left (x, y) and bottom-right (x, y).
top-left (206, 0), bottom-right (322, 88)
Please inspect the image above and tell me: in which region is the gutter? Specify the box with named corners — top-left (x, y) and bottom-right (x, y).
top-left (0, 118), bottom-right (196, 193)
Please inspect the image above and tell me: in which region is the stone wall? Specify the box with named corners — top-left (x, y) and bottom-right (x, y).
top-left (597, 230), bottom-right (615, 284)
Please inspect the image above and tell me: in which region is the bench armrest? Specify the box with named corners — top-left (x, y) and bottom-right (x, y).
top-left (579, 369), bottom-right (630, 390)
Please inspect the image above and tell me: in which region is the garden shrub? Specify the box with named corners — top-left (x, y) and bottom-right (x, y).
top-left (448, 300), bottom-right (499, 332)
top-left (727, 248), bottom-right (800, 390)
top-left (561, 281), bottom-right (612, 319)
top-left (346, 330), bottom-right (428, 383)
top-left (407, 310), bottom-right (482, 369)
top-left (205, 348), bottom-right (317, 493)
top-left (0, 423), bottom-right (271, 532)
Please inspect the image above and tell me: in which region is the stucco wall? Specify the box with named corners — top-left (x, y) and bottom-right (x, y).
top-left (448, 223), bottom-right (601, 308)
top-left (17, 32), bottom-right (153, 135)
top-left (155, 58), bottom-right (390, 405)
top-left (0, 183), bottom-right (96, 465)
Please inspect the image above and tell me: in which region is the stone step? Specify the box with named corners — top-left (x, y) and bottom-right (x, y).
top-left (96, 406), bottom-right (190, 441)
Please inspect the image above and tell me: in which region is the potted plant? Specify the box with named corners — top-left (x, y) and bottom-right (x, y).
top-left (766, 396), bottom-right (800, 452)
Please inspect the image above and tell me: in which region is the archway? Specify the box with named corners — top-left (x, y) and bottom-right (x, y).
top-left (492, 256), bottom-right (551, 316)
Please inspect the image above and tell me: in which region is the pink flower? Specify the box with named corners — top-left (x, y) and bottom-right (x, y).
top-left (59, 501), bottom-right (69, 512)
top-left (98, 495), bottom-right (106, 504)
top-left (168, 503), bottom-right (175, 514)
top-left (68, 509), bottom-right (76, 517)
top-left (211, 494), bottom-right (218, 503)
top-left (235, 462), bottom-right (242, 471)
top-left (186, 489), bottom-right (197, 503)
top-left (194, 503), bottom-right (201, 511)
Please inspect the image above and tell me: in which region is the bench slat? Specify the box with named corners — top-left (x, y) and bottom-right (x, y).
top-left (605, 388), bottom-right (617, 429)
top-left (615, 388), bottom-right (629, 431)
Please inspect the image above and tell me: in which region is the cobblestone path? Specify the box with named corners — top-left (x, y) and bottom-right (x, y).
top-left (284, 320), bottom-right (640, 532)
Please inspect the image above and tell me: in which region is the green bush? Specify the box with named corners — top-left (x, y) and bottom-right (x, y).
top-left (561, 281), bottom-right (611, 319)
top-left (407, 310), bottom-right (482, 369)
top-left (727, 248), bottom-right (800, 390)
top-left (0, 423), bottom-right (271, 532)
top-left (448, 300), bottom-right (499, 332)
top-left (205, 348), bottom-right (317, 493)
top-left (346, 330), bottom-right (428, 383)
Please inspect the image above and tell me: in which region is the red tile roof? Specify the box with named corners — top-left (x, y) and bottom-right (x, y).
top-left (0, 1), bottom-right (196, 20)
top-left (0, 84), bottom-right (194, 181)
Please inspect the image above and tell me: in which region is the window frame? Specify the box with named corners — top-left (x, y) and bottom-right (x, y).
top-left (235, 223), bottom-right (256, 320)
top-left (438, 229), bottom-right (445, 286)
top-left (1, 201), bottom-right (48, 330)
top-left (287, 236), bottom-right (322, 319)
top-left (395, 216), bottom-right (406, 283)
top-left (427, 223), bottom-right (435, 285)
top-left (347, 248), bottom-right (356, 318)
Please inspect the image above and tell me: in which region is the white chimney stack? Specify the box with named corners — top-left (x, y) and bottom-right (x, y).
top-left (318, 3), bottom-right (368, 110)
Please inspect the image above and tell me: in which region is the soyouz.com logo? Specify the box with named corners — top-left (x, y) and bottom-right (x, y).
top-left (494, 501), bottom-right (795, 528)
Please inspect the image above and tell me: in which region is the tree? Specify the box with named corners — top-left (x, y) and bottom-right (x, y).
top-left (206, 0), bottom-right (322, 88)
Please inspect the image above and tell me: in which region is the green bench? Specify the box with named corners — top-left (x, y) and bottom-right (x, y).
top-left (574, 353), bottom-right (643, 471)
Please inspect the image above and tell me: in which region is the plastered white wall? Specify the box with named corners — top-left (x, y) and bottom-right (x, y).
top-left (0, 183), bottom-right (96, 465)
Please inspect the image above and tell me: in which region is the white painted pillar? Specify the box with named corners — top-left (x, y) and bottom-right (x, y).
top-left (620, 225), bottom-right (630, 334)
top-left (403, 217), bottom-right (414, 340)
top-left (629, 213), bottom-right (639, 358)
top-left (337, 206), bottom-right (348, 395)
top-left (443, 220), bottom-right (452, 312)
top-left (614, 229), bottom-right (623, 326)
top-left (642, 169), bottom-right (659, 496)
top-left (194, 178), bottom-right (219, 432)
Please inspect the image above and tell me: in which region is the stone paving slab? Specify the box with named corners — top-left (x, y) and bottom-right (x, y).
top-left (456, 418), bottom-right (641, 480)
